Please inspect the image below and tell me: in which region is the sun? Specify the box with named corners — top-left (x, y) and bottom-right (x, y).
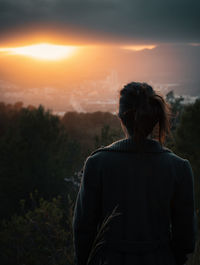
top-left (0, 43), bottom-right (77, 61)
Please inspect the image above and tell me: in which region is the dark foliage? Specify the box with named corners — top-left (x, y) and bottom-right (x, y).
top-left (174, 99), bottom-right (200, 217)
top-left (0, 99), bottom-right (199, 265)
top-left (0, 103), bottom-right (80, 219)
top-left (0, 195), bottom-right (74, 265)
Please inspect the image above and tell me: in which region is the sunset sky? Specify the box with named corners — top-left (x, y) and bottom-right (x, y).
top-left (0, 0), bottom-right (200, 112)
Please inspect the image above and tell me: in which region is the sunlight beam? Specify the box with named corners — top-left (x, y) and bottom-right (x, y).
top-left (0, 43), bottom-right (78, 60)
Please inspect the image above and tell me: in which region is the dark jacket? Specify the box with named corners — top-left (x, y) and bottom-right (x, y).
top-left (73, 138), bottom-right (197, 265)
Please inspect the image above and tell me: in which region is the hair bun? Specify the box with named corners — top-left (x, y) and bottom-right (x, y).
top-left (140, 83), bottom-right (155, 97)
top-left (118, 81), bottom-right (170, 144)
top-left (119, 82), bottom-right (154, 116)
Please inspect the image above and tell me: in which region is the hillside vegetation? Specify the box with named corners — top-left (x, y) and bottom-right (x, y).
top-left (0, 98), bottom-right (199, 265)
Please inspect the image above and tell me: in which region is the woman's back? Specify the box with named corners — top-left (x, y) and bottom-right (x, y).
top-left (93, 138), bottom-right (181, 239)
top-left (73, 82), bottom-right (197, 265)
top-left (75, 138), bottom-right (195, 265)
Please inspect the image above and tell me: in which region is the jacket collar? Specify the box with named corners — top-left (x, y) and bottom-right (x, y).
top-left (91, 138), bottom-right (171, 155)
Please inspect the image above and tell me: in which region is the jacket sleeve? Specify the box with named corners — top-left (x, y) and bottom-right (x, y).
top-left (73, 155), bottom-right (102, 265)
top-left (170, 159), bottom-right (197, 265)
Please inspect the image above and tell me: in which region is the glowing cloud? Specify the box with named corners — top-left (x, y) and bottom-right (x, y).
top-left (121, 45), bottom-right (157, 51)
top-left (189, 43), bottom-right (200, 47)
top-left (0, 43), bottom-right (78, 60)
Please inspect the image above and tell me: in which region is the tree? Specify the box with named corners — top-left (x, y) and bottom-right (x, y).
top-left (94, 124), bottom-right (122, 149)
top-left (0, 195), bottom-right (74, 265)
top-left (0, 105), bottom-right (80, 219)
top-left (174, 99), bottom-right (200, 216)
top-left (165, 90), bottom-right (184, 130)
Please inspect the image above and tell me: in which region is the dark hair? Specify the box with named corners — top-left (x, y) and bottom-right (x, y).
top-left (118, 82), bottom-right (170, 144)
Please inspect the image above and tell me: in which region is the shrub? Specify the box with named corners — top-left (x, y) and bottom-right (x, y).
top-left (0, 195), bottom-right (74, 265)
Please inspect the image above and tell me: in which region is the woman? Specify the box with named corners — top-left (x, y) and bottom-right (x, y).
top-left (73, 82), bottom-right (197, 265)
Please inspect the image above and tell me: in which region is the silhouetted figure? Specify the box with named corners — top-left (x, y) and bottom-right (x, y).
top-left (73, 82), bottom-right (197, 265)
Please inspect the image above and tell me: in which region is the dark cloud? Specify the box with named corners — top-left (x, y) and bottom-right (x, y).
top-left (0, 0), bottom-right (200, 43)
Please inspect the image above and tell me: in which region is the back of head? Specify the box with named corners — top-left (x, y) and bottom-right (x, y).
top-left (118, 82), bottom-right (170, 144)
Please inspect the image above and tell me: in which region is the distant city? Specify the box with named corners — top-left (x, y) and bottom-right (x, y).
top-left (0, 70), bottom-right (199, 114)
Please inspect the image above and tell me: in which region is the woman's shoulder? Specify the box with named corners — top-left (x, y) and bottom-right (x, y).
top-left (89, 138), bottom-right (190, 166)
top-left (89, 138), bottom-right (172, 155)
top-left (160, 144), bottom-right (189, 164)
top-left (164, 151), bottom-right (192, 171)
top-left (84, 139), bottom-right (126, 166)
top-left (88, 138), bottom-right (128, 159)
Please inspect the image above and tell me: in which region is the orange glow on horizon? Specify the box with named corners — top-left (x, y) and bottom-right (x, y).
top-left (121, 45), bottom-right (157, 51)
top-left (0, 43), bottom-right (78, 61)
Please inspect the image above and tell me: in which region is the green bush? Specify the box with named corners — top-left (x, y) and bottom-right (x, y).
top-left (174, 99), bottom-right (200, 219)
top-left (0, 104), bottom-right (80, 219)
top-left (0, 195), bottom-right (74, 265)
top-left (172, 99), bottom-right (200, 265)
top-left (187, 236), bottom-right (200, 265)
